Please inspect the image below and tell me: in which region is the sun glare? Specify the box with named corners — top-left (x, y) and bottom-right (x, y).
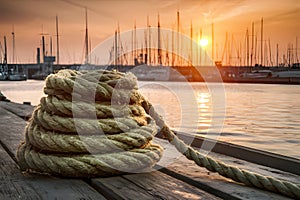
top-left (199, 38), bottom-right (209, 47)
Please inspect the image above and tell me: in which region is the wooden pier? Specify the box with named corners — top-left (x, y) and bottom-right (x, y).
top-left (0, 101), bottom-right (299, 199)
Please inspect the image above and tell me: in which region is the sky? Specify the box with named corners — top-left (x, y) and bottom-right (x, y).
top-left (0, 0), bottom-right (299, 64)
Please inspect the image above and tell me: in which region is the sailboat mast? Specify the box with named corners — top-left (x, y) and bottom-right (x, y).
top-left (172, 25), bottom-right (174, 67)
top-left (144, 30), bottom-right (147, 64)
top-left (85, 7), bottom-right (89, 64)
top-left (197, 32), bottom-right (199, 65)
top-left (260, 17), bottom-right (263, 66)
top-left (56, 15), bottom-right (59, 65)
top-left (177, 10), bottom-right (180, 66)
top-left (118, 24), bottom-right (122, 65)
top-left (246, 28), bottom-right (249, 66)
top-left (50, 37), bottom-right (52, 56)
top-left (212, 23), bottom-right (214, 62)
top-left (276, 43), bottom-right (279, 66)
top-left (296, 37), bottom-right (298, 63)
top-left (190, 21), bottom-right (193, 66)
top-left (255, 35), bottom-right (257, 64)
top-left (12, 25), bottom-right (15, 64)
top-left (268, 39), bottom-right (272, 66)
top-left (148, 21), bottom-right (151, 65)
top-left (114, 29), bottom-right (117, 65)
top-left (165, 34), bottom-right (169, 66)
top-left (4, 36), bottom-right (7, 65)
top-left (131, 25), bottom-right (134, 65)
top-left (42, 35), bottom-right (45, 63)
top-left (250, 22), bottom-right (254, 67)
top-left (147, 15), bottom-right (150, 65)
top-left (200, 28), bottom-right (202, 66)
top-left (134, 21), bottom-right (137, 62)
top-left (157, 14), bottom-right (162, 65)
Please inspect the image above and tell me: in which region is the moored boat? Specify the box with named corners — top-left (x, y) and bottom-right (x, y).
top-left (8, 72), bottom-right (27, 81)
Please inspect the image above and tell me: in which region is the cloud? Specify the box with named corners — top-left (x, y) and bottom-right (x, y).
top-left (0, 1), bottom-right (38, 24)
top-left (265, 9), bottom-right (300, 23)
top-left (58, 0), bottom-right (118, 20)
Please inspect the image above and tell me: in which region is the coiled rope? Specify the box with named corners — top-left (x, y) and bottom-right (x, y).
top-left (17, 69), bottom-right (300, 198)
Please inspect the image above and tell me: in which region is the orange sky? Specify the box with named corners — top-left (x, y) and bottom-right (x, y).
top-left (0, 0), bottom-right (299, 64)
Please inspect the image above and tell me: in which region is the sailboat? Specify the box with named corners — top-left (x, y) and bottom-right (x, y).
top-left (7, 68), bottom-right (27, 81)
top-left (0, 30), bottom-right (27, 81)
top-left (0, 36), bottom-right (9, 80)
top-left (7, 28), bottom-right (27, 81)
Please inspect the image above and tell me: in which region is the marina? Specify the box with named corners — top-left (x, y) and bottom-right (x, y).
top-left (0, 9), bottom-right (299, 84)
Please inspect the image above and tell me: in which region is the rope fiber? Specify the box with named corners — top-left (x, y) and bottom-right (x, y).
top-left (17, 69), bottom-right (300, 198)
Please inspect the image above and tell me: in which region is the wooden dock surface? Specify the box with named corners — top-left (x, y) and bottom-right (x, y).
top-left (0, 101), bottom-right (299, 199)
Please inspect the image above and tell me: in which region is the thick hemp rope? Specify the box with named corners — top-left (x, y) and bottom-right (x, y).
top-left (17, 69), bottom-right (163, 177)
top-left (17, 69), bottom-right (300, 198)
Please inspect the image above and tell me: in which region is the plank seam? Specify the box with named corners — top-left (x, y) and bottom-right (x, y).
top-left (121, 175), bottom-right (166, 200)
top-left (88, 179), bottom-right (124, 200)
top-left (156, 165), bottom-right (241, 200)
top-left (0, 104), bottom-right (30, 121)
top-left (0, 139), bottom-right (18, 164)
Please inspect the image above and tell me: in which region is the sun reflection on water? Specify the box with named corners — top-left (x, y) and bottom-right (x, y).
top-left (196, 92), bottom-right (212, 133)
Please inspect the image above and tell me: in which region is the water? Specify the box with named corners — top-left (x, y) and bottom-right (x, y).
top-left (1, 80), bottom-right (299, 159)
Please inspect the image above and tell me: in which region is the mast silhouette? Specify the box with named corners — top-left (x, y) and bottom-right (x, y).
top-left (246, 28), bottom-right (249, 66)
top-left (157, 14), bottom-right (162, 65)
top-left (114, 29), bottom-right (117, 65)
top-left (12, 25), bottom-right (15, 64)
top-left (177, 11), bottom-right (180, 66)
top-left (260, 17), bottom-right (263, 66)
top-left (84, 7), bottom-right (89, 64)
top-left (50, 37), bottom-right (52, 56)
top-left (276, 43), bottom-right (279, 66)
top-left (296, 37), bottom-right (298, 63)
top-left (212, 23), bottom-right (214, 62)
top-left (3, 36), bottom-right (7, 65)
top-left (134, 21), bottom-right (137, 64)
top-left (42, 35), bottom-right (45, 63)
top-left (190, 21), bottom-right (193, 66)
top-left (172, 25), bottom-right (175, 66)
top-left (147, 15), bottom-right (150, 65)
top-left (199, 28), bottom-right (202, 66)
top-left (250, 22), bottom-right (254, 67)
top-left (268, 39), bottom-right (272, 66)
top-left (56, 15), bottom-right (59, 65)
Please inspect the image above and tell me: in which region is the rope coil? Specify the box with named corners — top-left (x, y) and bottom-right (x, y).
top-left (17, 69), bottom-right (163, 177)
top-left (17, 69), bottom-right (300, 198)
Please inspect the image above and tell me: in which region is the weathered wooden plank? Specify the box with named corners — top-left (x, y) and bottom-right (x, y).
top-left (91, 176), bottom-right (154, 200)
top-left (91, 171), bottom-right (221, 200)
top-left (0, 101), bottom-right (34, 120)
top-left (0, 106), bottom-right (27, 156)
top-left (0, 107), bottom-right (106, 200)
top-left (0, 145), bottom-right (106, 200)
top-left (124, 172), bottom-right (221, 199)
top-left (154, 138), bottom-right (297, 200)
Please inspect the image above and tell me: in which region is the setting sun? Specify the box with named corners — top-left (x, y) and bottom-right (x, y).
top-left (199, 38), bottom-right (209, 47)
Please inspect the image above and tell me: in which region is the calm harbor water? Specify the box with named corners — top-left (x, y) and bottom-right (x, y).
top-left (1, 80), bottom-right (299, 159)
